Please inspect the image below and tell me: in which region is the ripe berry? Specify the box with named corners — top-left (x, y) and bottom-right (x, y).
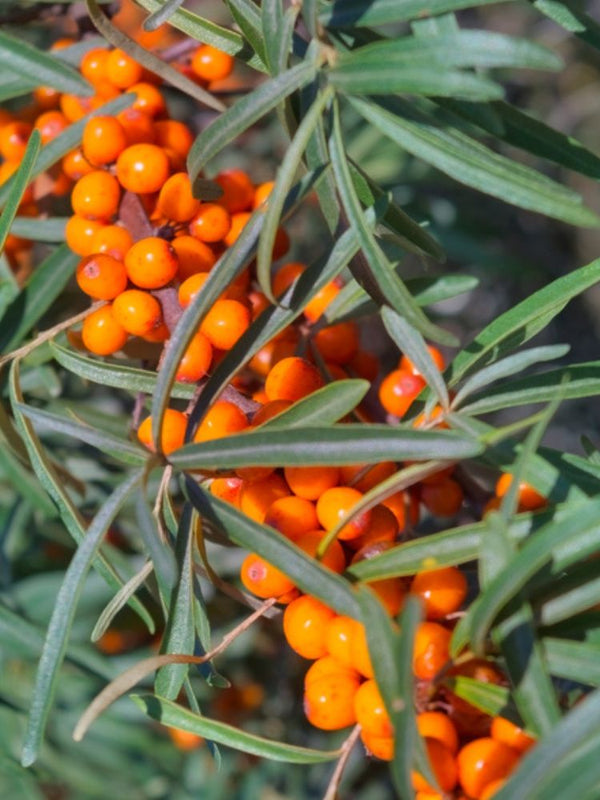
top-left (176, 332), bottom-right (213, 383)
top-left (347, 504), bottom-right (399, 551)
top-left (156, 173), bottom-right (201, 223)
top-left (116, 143), bottom-right (170, 194)
top-left (82, 115), bottom-right (127, 166)
top-left (413, 622), bottom-right (452, 680)
top-left (71, 171), bottom-right (121, 220)
top-left (313, 321), bottom-right (360, 365)
top-left (400, 345), bottom-right (445, 375)
top-left (154, 119), bottom-right (194, 159)
top-left (354, 679), bottom-right (393, 738)
top-left (340, 461), bottom-right (397, 493)
top-left (239, 473), bottom-right (291, 523)
top-left (294, 531), bottom-right (346, 574)
top-left (283, 466), bottom-right (340, 500)
top-left (124, 236), bottom-right (179, 289)
top-left (325, 615), bottom-right (357, 668)
top-left (305, 655), bottom-right (360, 688)
top-left (351, 620), bottom-right (375, 678)
top-left (303, 671), bottom-right (360, 731)
top-left (421, 477), bottom-right (464, 517)
top-left (117, 108), bottom-right (156, 145)
top-left (316, 486), bottom-right (372, 542)
top-left (495, 474), bottom-right (546, 512)
top-left (192, 400), bottom-right (248, 442)
top-left (65, 215), bottom-right (105, 256)
top-left (215, 168), bottom-right (254, 213)
top-left (417, 711), bottom-right (459, 755)
top-left (137, 409), bottom-right (188, 455)
top-left (80, 47), bottom-right (109, 85)
top-left (105, 48), bottom-right (143, 89)
top-left (130, 82), bottom-right (167, 117)
top-left (303, 280), bottom-right (341, 323)
top-left (410, 566), bottom-right (468, 620)
top-left (412, 738), bottom-right (458, 794)
top-left (265, 357), bottom-right (324, 402)
top-left (199, 298), bottom-right (251, 350)
top-left (62, 149), bottom-right (95, 181)
top-left (90, 224), bottom-right (134, 260)
top-left (189, 203), bottom-right (231, 242)
top-left (379, 369), bottom-right (426, 417)
top-left (273, 261), bottom-right (305, 297)
top-left (240, 552), bottom-right (295, 599)
top-left (76, 253), bottom-right (128, 300)
top-left (33, 110), bottom-right (69, 144)
top-left (264, 496), bottom-right (319, 539)
top-left (81, 304), bottom-right (128, 355)
top-left (172, 235), bottom-right (216, 281)
top-left (112, 289), bottom-right (163, 336)
top-left (210, 476), bottom-right (243, 507)
top-left (191, 45), bottom-right (234, 82)
top-left (253, 180), bottom-right (274, 208)
top-left (283, 595), bottom-right (336, 659)
top-left (178, 272), bottom-right (210, 309)
top-left (168, 728), bottom-right (204, 751)
top-left (0, 121), bottom-right (31, 160)
top-left (361, 729), bottom-right (394, 761)
top-left (457, 738), bottom-right (520, 799)
top-left (490, 716), bottom-right (535, 753)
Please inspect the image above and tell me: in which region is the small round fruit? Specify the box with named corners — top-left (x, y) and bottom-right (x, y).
top-left (116, 143), bottom-right (170, 194)
top-left (76, 253), bottom-right (128, 300)
top-left (82, 115), bottom-right (127, 165)
top-left (410, 567), bottom-right (468, 620)
top-left (112, 289), bottom-right (163, 336)
top-left (265, 357), bottom-right (324, 403)
top-left (124, 236), bottom-right (179, 289)
top-left (303, 672), bottom-right (360, 731)
top-left (316, 486), bottom-right (371, 542)
top-left (192, 401), bottom-right (248, 442)
top-left (354, 679), bottom-right (393, 738)
top-left (457, 738), bottom-right (520, 799)
top-left (71, 171), bottom-right (121, 220)
top-left (413, 622), bottom-right (452, 681)
top-left (379, 369), bottom-right (425, 418)
top-left (137, 409), bottom-right (188, 455)
top-left (191, 45), bottom-right (234, 82)
top-left (240, 552), bottom-right (295, 599)
top-left (199, 298), bottom-right (251, 350)
top-left (81, 304), bottom-right (128, 355)
top-left (283, 595), bottom-right (336, 659)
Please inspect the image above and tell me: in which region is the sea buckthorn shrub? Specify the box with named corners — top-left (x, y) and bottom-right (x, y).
top-left (2, 2), bottom-right (600, 799)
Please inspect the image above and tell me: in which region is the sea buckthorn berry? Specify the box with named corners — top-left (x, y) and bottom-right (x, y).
top-left (347, 504), bottom-right (399, 551)
top-left (480, 779), bottom-right (506, 799)
top-left (495, 474), bottom-right (546, 512)
top-left (273, 261), bottom-right (305, 297)
top-left (82, 115), bottom-right (127, 166)
top-left (168, 728), bottom-right (204, 751)
top-left (354, 679), bottom-right (393, 738)
top-left (314, 321), bottom-right (360, 365)
top-left (112, 289), bottom-right (163, 336)
top-left (80, 47), bottom-right (109, 84)
top-left (326, 616), bottom-right (358, 668)
top-left (143, 323), bottom-right (170, 343)
top-left (215, 169), bottom-right (254, 214)
top-left (199, 298), bottom-right (251, 350)
top-left (156, 173), bottom-right (200, 223)
top-left (154, 120), bottom-right (194, 159)
top-left (410, 567), bottom-right (468, 620)
top-left (189, 203), bottom-right (231, 242)
top-left (71, 171), bottom-right (121, 220)
top-left (191, 44), bottom-right (234, 82)
top-left (192, 401), bottom-right (248, 443)
top-left (33, 110), bottom-right (69, 144)
top-left (90, 224), bottom-right (134, 260)
top-left (248, 335), bottom-right (298, 377)
top-left (341, 461), bottom-right (397, 493)
top-left (417, 711), bottom-right (459, 755)
top-left (400, 345), bottom-right (445, 375)
top-left (490, 716), bottom-right (535, 753)
top-left (240, 552), bottom-right (295, 599)
top-left (383, 489), bottom-right (420, 530)
top-left (305, 656), bottom-right (360, 688)
top-left (223, 211), bottom-right (250, 248)
top-left (210, 476), bottom-right (243, 507)
top-left (65, 215), bottom-right (106, 256)
top-left (265, 357), bottom-right (324, 403)
top-left (137, 408), bottom-right (188, 455)
top-left (81, 304), bottom-right (128, 355)
top-left (457, 738), bottom-right (520, 799)
top-left (361, 730), bottom-right (394, 761)
top-left (349, 349), bottom-right (379, 382)
top-left (413, 622), bottom-right (452, 680)
top-left (303, 671), bottom-right (360, 731)
top-left (413, 738), bottom-right (458, 794)
top-left (105, 48), bottom-right (144, 88)
top-left (60, 92), bottom-right (100, 123)
top-left (412, 404), bottom-right (449, 432)
top-left (264, 496), bottom-right (319, 539)
top-left (284, 466), bottom-right (340, 500)
top-left (178, 272), bottom-right (210, 309)
top-left (62, 149), bottom-right (95, 181)
top-left (130, 82), bottom-right (167, 117)
top-left (316, 486), bottom-right (372, 542)
top-left (295, 531), bottom-right (346, 574)
top-left (379, 369), bottom-right (426, 417)
top-left (421, 477), bottom-right (464, 517)
top-left (253, 180), bottom-right (274, 208)
top-left (283, 595), bottom-right (336, 659)
top-left (33, 84), bottom-right (60, 110)
top-left (239, 474), bottom-right (291, 523)
top-left (351, 620), bottom-right (374, 678)
top-left (76, 253), bottom-right (128, 300)
top-left (303, 280), bottom-right (341, 323)
top-left (176, 332), bottom-right (213, 383)
top-left (172, 235), bottom-right (216, 281)
top-left (125, 237), bottom-right (179, 289)
top-left (0, 121), bottom-right (31, 160)
top-left (116, 143), bottom-right (170, 194)
top-left (272, 226), bottom-right (290, 260)
top-left (251, 399), bottom-right (292, 426)
top-left (117, 108), bottom-right (156, 145)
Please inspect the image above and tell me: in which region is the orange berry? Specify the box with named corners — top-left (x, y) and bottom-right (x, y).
top-left (283, 595), bottom-right (336, 659)
top-left (253, 180), bottom-right (274, 208)
top-left (421, 477), bottom-right (464, 517)
top-left (480, 779), bottom-right (506, 799)
top-left (137, 409), bottom-right (188, 455)
top-left (0, 121), bottom-right (31, 160)
top-left (61, 148), bottom-right (95, 181)
top-left (176, 331), bottom-right (213, 383)
top-left (172, 235), bottom-right (216, 281)
top-left (272, 261), bottom-right (305, 297)
top-left (71, 171), bottom-right (121, 220)
top-left (347, 504), bottom-right (399, 551)
top-left (264, 496), bottom-right (319, 539)
top-left (193, 400), bottom-right (248, 443)
top-left (154, 119), bottom-right (194, 159)
top-left (361, 729), bottom-right (394, 761)
top-left (413, 738), bottom-right (458, 794)
top-left (382, 489), bottom-right (420, 530)
top-left (239, 473), bottom-right (291, 523)
top-left (81, 304), bottom-right (128, 355)
top-left (295, 530), bottom-right (347, 574)
top-left (143, 322), bottom-right (170, 343)
top-left (303, 671), bottom-right (360, 730)
top-left (284, 465), bottom-right (340, 501)
top-left (490, 716), bottom-right (535, 753)
top-left (125, 236), bottom-right (179, 289)
top-left (33, 84), bottom-right (60, 110)
top-left (379, 368), bottom-right (425, 417)
top-left (305, 655), bottom-right (360, 687)
top-left (191, 45), bottom-right (234, 82)
top-left (410, 567), bottom-right (468, 620)
top-left (314, 322), bottom-right (360, 365)
top-left (76, 253), bottom-right (128, 300)
top-left (495, 474), bottom-right (546, 512)
top-left (105, 48), bottom-right (144, 88)
top-left (412, 404), bottom-right (449, 432)
top-left (265, 356), bottom-right (324, 403)
top-left (400, 346), bottom-right (445, 375)
top-left (325, 615), bottom-right (357, 668)
top-left (210, 476), bottom-right (243, 507)
top-left (413, 622), bottom-right (452, 680)
top-left (90, 224), bottom-right (134, 260)
top-left (112, 289), bottom-right (163, 336)
top-left (65, 215), bottom-right (105, 256)
top-left (156, 173), bottom-right (200, 223)
top-left (340, 461), bottom-right (397, 493)
top-left (348, 349), bottom-right (379, 382)
top-left (240, 551), bottom-right (295, 599)
top-left (222, 211), bottom-right (250, 248)
top-left (215, 168), bottom-right (254, 214)
top-left (248, 335), bottom-right (298, 377)
top-left (251, 399), bottom-right (292, 425)
top-left (351, 620), bottom-right (374, 678)
top-left (130, 81), bottom-right (167, 117)
top-left (354, 679), bottom-right (393, 738)
top-left (116, 143), bottom-right (170, 194)
top-left (60, 92), bottom-right (99, 123)
top-left (303, 280), bottom-right (341, 323)
top-left (189, 203), bottom-right (231, 242)
top-left (33, 110), bottom-right (69, 144)
top-left (167, 727), bottom-right (204, 751)
top-left (82, 115), bottom-right (127, 166)
top-left (117, 108), bottom-right (156, 145)
top-left (457, 738), bottom-right (520, 799)
top-left (80, 47), bottom-right (109, 85)
top-left (316, 486), bottom-right (372, 542)
top-left (417, 711), bottom-right (459, 755)
top-left (199, 298), bottom-right (251, 350)
top-left (178, 272), bottom-right (210, 309)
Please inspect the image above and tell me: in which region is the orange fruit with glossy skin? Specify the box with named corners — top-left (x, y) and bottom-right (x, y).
top-left (215, 168), bottom-right (254, 214)
top-left (124, 236), bottom-right (179, 289)
top-left (346, 505), bottom-right (399, 551)
top-left (303, 671), bottom-right (360, 730)
top-left (325, 615), bottom-right (357, 668)
top-left (283, 595), bottom-right (336, 659)
top-left (167, 727), bottom-right (204, 751)
top-left (417, 711), bottom-right (459, 755)
top-left (340, 461), bottom-right (397, 493)
top-left (143, 322), bottom-right (170, 343)
top-left (82, 115), bottom-right (127, 165)
top-left (76, 253), bottom-right (128, 300)
top-left (62, 149), bottom-right (95, 181)
top-left (81, 304), bottom-right (128, 355)
top-left (80, 47), bottom-right (109, 85)
top-left (0, 121), bottom-right (31, 160)
top-left (349, 349), bottom-right (379, 382)
top-left (421, 477), bottom-right (464, 517)
top-left (251, 399), bottom-right (292, 426)
top-left (210, 476), bottom-right (243, 507)
top-left (294, 531), bottom-right (346, 574)
top-left (60, 92), bottom-right (101, 122)
top-left (192, 401), bottom-right (248, 442)
top-left (264, 496), bottom-right (319, 539)
top-left (172, 235), bottom-right (216, 281)
top-left (191, 45), bottom-right (234, 82)
top-left (265, 357), bottom-right (324, 402)
top-left (240, 475), bottom-right (291, 523)
top-left (314, 321), bottom-right (360, 365)
top-left (316, 486), bottom-right (372, 542)
top-left (354, 679), bottom-right (393, 738)
top-left (156, 172), bottom-right (200, 223)
top-left (253, 180), bottom-right (274, 208)
top-left (137, 408), bottom-right (188, 454)
top-left (116, 143), bottom-right (170, 193)
top-left (117, 107), bottom-right (156, 145)
top-left (413, 622), bottom-right (452, 680)
top-left (200, 298), bottom-right (251, 350)
top-left (303, 280), bottom-right (341, 323)
top-left (382, 489), bottom-right (420, 530)
top-left (178, 272), bottom-right (210, 309)
top-left (457, 738), bottom-right (520, 799)
top-left (223, 211), bottom-right (250, 248)
top-left (189, 203), bottom-right (231, 242)
top-left (273, 261), bottom-right (305, 297)
top-left (284, 465), bottom-right (340, 501)
top-left (490, 716), bottom-right (535, 753)
top-left (105, 48), bottom-right (144, 88)
top-left (33, 110), bottom-right (69, 144)
top-left (410, 567), bottom-right (468, 620)
top-left (446, 658), bottom-right (505, 716)
top-left (379, 369), bottom-right (426, 417)
top-left (495, 474), bottom-right (546, 511)
top-left (154, 119), bottom-right (194, 160)
top-left (240, 552), bottom-right (295, 599)
top-left (351, 621), bottom-right (374, 678)
top-left (176, 332), bottom-right (213, 383)
top-left (90, 224), bottom-right (134, 260)
top-left (65, 215), bottom-right (106, 256)
top-left (400, 346), bottom-right (445, 375)
top-left (412, 738), bottom-right (458, 794)
top-left (361, 729), bottom-right (394, 761)
top-left (71, 171), bottom-right (121, 220)
top-left (112, 289), bottom-right (163, 336)
top-left (304, 655), bottom-right (360, 687)
top-left (480, 779), bottom-right (506, 799)
top-left (130, 81), bottom-right (167, 117)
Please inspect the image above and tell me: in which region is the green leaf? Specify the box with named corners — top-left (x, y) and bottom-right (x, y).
top-left (91, 562), bottom-right (155, 643)
top-left (544, 638), bottom-right (600, 686)
top-left (534, 0), bottom-right (600, 49)
top-left (187, 60), bottom-right (317, 179)
top-left (0, 446), bottom-right (57, 517)
top-left (132, 694), bottom-right (341, 762)
top-left (538, 563), bottom-right (600, 628)
top-left (349, 96), bottom-right (600, 228)
top-left (320, 0), bottom-right (518, 27)
top-left (447, 257), bottom-right (600, 386)
top-left (262, 0), bottom-right (298, 74)
top-left (8, 217), bottom-right (67, 242)
top-left (444, 676), bottom-right (511, 718)
top-left (259, 380), bottom-right (370, 428)
top-left (21, 469), bottom-right (144, 767)
top-left (170, 425), bottom-right (482, 470)
top-left (0, 131), bottom-right (41, 254)
top-left (142, 0), bottom-right (186, 30)
top-left (0, 29), bottom-right (92, 96)
top-left (226, 0), bottom-right (269, 67)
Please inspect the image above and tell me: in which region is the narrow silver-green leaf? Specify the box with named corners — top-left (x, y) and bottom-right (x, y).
top-left (9, 217), bottom-right (67, 242)
top-left (259, 380), bottom-right (369, 428)
top-left (0, 131), bottom-right (41, 254)
top-left (319, 0), bottom-right (518, 27)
